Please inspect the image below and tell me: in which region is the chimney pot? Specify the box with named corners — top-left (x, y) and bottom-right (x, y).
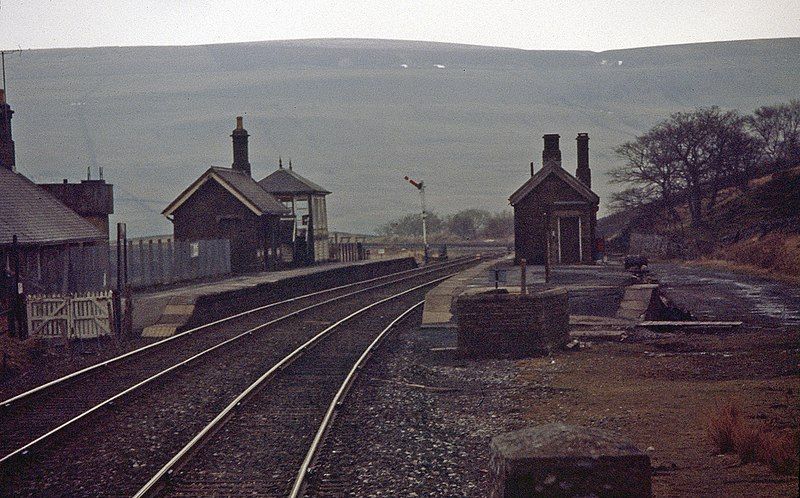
top-left (236, 116), bottom-right (243, 130)
top-left (0, 89), bottom-right (5, 104)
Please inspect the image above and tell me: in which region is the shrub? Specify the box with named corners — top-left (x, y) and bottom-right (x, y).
top-left (757, 429), bottom-right (800, 476)
top-left (706, 400), bottom-right (742, 454)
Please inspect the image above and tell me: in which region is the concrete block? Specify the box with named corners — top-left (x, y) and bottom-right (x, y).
top-left (489, 423), bottom-right (651, 497)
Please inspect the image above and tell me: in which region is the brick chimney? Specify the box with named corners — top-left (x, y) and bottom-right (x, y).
top-left (542, 134), bottom-right (561, 168)
top-left (0, 89), bottom-right (15, 172)
top-left (231, 116), bottom-right (251, 176)
top-left (576, 133), bottom-right (591, 189)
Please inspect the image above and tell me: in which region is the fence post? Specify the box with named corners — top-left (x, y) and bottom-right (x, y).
top-left (157, 239), bottom-right (164, 285)
top-left (115, 223), bottom-right (125, 338)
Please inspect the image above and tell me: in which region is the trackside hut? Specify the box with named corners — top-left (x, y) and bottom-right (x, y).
top-left (163, 118), bottom-right (291, 274)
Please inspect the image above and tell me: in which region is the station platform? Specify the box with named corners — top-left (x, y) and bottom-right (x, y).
top-left (421, 259), bottom-right (635, 330)
top-left (134, 256), bottom-right (414, 338)
top-left (420, 255), bottom-right (512, 328)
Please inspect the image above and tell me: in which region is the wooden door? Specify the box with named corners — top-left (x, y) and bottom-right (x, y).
top-left (559, 216), bottom-right (580, 264)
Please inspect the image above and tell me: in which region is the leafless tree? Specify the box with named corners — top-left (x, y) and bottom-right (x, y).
top-left (747, 100), bottom-right (800, 171)
top-left (610, 107), bottom-right (759, 226)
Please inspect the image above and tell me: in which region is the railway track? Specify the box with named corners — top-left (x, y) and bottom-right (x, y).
top-left (0, 256), bottom-right (480, 496)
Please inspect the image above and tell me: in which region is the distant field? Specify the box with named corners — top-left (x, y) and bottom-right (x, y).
top-left (5, 38), bottom-right (799, 236)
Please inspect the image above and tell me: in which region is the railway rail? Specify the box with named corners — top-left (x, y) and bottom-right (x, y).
top-left (0, 256), bottom-right (481, 496)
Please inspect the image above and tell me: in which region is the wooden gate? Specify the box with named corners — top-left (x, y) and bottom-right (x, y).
top-left (26, 291), bottom-right (114, 340)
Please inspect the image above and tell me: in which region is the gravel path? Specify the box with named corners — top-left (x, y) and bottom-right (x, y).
top-left (305, 323), bottom-right (533, 497)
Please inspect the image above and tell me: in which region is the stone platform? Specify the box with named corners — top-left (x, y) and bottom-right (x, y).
top-left (134, 256), bottom-right (415, 337)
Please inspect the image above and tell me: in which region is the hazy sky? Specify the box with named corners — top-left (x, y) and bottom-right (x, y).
top-left (1, 0), bottom-right (799, 52)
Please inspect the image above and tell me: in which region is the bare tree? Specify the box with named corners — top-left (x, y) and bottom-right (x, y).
top-left (747, 100), bottom-right (800, 171)
top-left (610, 107), bottom-right (759, 226)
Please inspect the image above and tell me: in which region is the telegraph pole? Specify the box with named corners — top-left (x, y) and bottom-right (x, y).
top-left (404, 175), bottom-right (429, 264)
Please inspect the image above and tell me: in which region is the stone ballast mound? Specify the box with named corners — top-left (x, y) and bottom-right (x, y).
top-left (454, 286), bottom-right (569, 359)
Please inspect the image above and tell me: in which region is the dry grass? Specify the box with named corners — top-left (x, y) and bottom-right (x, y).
top-left (758, 429), bottom-right (800, 476)
top-left (696, 233), bottom-right (800, 285)
top-left (707, 399), bottom-right (743, 454)
top-left (706, 398), bottom-right (800, 475)
top-left (733, 421), bottom-right (763, 463)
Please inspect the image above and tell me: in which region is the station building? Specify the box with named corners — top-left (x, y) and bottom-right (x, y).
top-left (509, 133), bottom-right (599, 265)
top-left (164, 117), bottom-right (332, 273)
top-left (0, 89), bottom-right (113, 296)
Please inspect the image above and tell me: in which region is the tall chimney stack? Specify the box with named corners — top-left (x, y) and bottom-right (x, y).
top-left (0, 89), bottom-right (16, 172)
top-left (542, 134), bottom-right (561, 168)
top-left (576, 133), bottom-right (591, 189)
top-left (231, 116), bottom-right (251, 177)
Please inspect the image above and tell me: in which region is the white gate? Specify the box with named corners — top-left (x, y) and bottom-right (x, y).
top-left (26, 291), bottom-right (114, 340)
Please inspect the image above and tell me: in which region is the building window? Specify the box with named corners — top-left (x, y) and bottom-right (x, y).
top-left (190, 242), bottom-right (200, 258)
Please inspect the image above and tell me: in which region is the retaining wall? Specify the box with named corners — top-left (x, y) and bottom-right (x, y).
top-left (184, 257), bottom-right (417, 329)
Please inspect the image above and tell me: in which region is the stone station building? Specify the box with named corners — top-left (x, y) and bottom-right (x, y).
top-left (510, 134), bottom-right (599, 265)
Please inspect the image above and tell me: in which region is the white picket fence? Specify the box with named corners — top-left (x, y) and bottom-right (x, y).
top-left (26, 291), bottom-right (114, 340)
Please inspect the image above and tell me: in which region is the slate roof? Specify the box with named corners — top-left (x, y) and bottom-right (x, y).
top-left (163, 167), bottom-right (290, 217)
top-left (258, 167), bottom-right (330, 195)
top-left (0, 168), bottom-right (106, 246)
top-left (509, 162), bottom-right (599, 206)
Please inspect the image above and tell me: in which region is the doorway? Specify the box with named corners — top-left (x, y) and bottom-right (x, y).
top-left (558, 216), bottom-right (581, 264)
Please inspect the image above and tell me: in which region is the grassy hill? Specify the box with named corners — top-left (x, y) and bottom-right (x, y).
top-left (4, 37), bottom-right (800, 236)
top-left (598, 166), bottom-right (800, 282)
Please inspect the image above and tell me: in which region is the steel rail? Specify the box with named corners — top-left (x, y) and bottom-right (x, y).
top-left (133, 276), bottom-right (452, 498)
top-left (289, 300), bottom-right (424, 498)
top-left (1, 256), bottom-right (473, 410)
top-left (0, 258), bottom-right (474, 465)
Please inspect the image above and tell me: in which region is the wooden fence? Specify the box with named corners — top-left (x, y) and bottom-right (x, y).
top-left (330, 242), bottom-right (366, 262)
top-left (110, 237), bottom-right (231, 289)
top-left (26, 291), bottom-right (115, 340)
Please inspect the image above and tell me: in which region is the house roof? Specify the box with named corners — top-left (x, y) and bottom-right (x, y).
top-left (509, 162), bottom-right (600, 206)
top-left (163, 167), bottom-right (290, 217)
top-left (258, 167), bottom-right (330, 195)
top-left (0, 168), bottom-right (106, 246)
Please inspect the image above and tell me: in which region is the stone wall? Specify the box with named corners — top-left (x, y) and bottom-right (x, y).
top-left (454, 287), bottom-right (569, 359)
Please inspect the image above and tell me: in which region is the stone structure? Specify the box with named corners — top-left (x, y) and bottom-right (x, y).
top-left (454, 287), bottom-right (569, 359)
top-left (489, 423), bottom-right (652, 497)
top-left (163, 118), bottom-right (291, 274)
top-left (40, 178), bottom-right (114, 237)
top-left (510, 134), bottom-right (600, 265)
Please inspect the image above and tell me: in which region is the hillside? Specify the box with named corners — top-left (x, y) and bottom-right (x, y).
top-left (598, 166), bottom-right (800, 281)
top-left (4, 37), bottom-right (800, 236)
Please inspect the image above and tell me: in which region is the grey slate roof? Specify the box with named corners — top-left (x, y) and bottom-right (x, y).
top-left (509, 162), bottom-right (599, 206)
top-left (258, 167), bottom-right (331, 195)
top-left (163, 167), bottom-right (290, 217)
top-left (211, 167), bottom-right (290, 214)
top-left (0, 168), bottom-right (106, 246)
